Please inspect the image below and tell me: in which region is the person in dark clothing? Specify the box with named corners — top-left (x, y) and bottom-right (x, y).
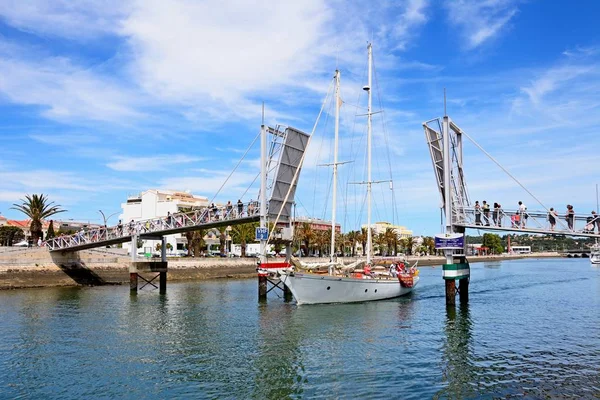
top-left (548, 208), bottom-right (557, 231)
top-left (237, 199), bottom-right (244, 217)
top-left (474, 201), bottom-right (482, 225)
top-left (566, 205), bottom-right (575, 231)
top-left (492, 203), bottom-right (499, 226)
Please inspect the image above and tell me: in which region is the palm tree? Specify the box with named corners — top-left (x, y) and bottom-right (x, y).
top-left (405, 236), bottom-right (415, 255)
top-left (375, 232), bottom-right (387, 255)
top-left (11, 194), bottom-right (66, 243)
top-left (296, 223), bottom-right (315, 256)
top-left (346, 230), bottom-right (358, 257)
top-left (360, 227), bottom-right (368, 256)
top-left (231, 222), bottom-right (257, 257)
top-left (384, 227), bottom-right (397, 256)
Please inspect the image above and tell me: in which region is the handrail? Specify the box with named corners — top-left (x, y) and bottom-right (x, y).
top-left (44, 202), bottom-right (260, 251)
top-left (456, 206), bottom-right (600, 235)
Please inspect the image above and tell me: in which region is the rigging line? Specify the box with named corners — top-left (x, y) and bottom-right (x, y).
top-left (267, 77), bottom-right (335, 243)
top-left (312, 90), bottom-right (334, 217)
top-left (344, 57), bottom-right (368, 233)
top-left (462, 130), bottom-right (552, 215)
top-left (209, 129), bottom-right (261, 205)
top-left (373, 55), bottom-right (398, 225)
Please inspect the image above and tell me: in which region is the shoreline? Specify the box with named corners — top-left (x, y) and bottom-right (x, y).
top-left (0, 248), bottom-right (563, 290)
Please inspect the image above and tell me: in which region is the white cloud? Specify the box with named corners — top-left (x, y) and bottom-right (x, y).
top-left (0, 0), bottom-right (128, 39)
top-left (0, 53), bottom-right (143, 123)
top-left (446, 0), bottom-right (519, 49)
top-left (106, 155), bottom-right (204, 172)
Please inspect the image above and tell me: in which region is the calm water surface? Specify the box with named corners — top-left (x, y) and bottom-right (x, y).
top-left (1, 258), bottom-right (599, 399)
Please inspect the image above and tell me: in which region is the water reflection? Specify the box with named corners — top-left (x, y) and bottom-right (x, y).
top-left (252, 302), bottom-right (304, 399)
top-left (435, 303), bottom-right (477, 399)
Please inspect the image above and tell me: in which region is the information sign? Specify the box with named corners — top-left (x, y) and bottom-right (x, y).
top-left (255, 227), bottom-right (269, 241)
top-left (434, 233), bottom-right (464, 250)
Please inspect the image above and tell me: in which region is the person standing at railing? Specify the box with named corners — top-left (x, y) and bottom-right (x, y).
top-left (483, 201), bottom-right (491, 226)
top-left (566, 205), bottom-right (575, 231)
top-left (548, 208), bottom-right (558, 231)
top-left (494, 203), bottom-right (502, 226)
top-left (493, 203), bottom-right (501, 226)
top-left (518, 201), bottom-right (527, 228)
top-left (237, 199), bottom-right (243, 217)
top-left (474, 201), bottom-right (482, 225)
top-left (226, 201), bottom-right (233, 217)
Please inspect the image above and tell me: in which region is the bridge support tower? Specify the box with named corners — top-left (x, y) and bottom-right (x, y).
top-left (130, 235), bottom-right (168, 294)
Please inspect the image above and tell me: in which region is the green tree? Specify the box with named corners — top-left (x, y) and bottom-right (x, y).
top-left (346, 230), bottom-right (359, 257)
top-left (360, 227), bottom-right (368, 256)
top-left (482, 233), bottom-right (503, 254)
top-left (46, 220), bottom-right (56, 240)
top-left (231, 222), bottom-right (257, 257)
top-left (11, 194), bottom-right (66, 243)
top-left (296, 223), bottom-right (315, 256)
top-left (0, 226), bottom-right (25, 246)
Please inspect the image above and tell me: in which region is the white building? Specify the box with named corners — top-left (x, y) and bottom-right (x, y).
top-left (121, 189), bottom-right (209, 255)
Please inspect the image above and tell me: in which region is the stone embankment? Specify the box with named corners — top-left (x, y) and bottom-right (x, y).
top-left (0, 247), bottom-right (562, 290)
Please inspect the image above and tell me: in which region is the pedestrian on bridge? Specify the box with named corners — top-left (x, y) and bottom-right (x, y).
top-left (475, 201), bottom-right (482, 225)
top-left (237, 199), bottom-right (243, 217)
top-left (566, 205), bottom-right (575, 231)
top-left (483, 201), bottom-right (491, 226)
top-left (518, 201), bottom-right (527, 228)
top-left (548, 208), bottom-right (558, 231)
top-left (493, 203), bottom-right (501, 226)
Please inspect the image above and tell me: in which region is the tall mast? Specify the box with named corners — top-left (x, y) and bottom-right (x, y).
top-left (330, 70), bottom-right (340, 262)
top-left (259, 119), bottom-right (267, 264)
top-left (366, 43), bottom-right (373, 265)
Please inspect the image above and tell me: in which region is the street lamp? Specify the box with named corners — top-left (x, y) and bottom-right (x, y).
top-left (98, 210), bottom-right (119, 226)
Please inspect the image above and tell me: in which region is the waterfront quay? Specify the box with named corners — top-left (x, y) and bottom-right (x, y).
top-left (0, 247), bottom-right (560, 290)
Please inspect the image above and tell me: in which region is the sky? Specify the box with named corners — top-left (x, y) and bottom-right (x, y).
top-left (0, 0), bottom-right (599, 236)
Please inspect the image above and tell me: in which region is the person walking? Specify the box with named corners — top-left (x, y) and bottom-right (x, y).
top-left (475, 201), bottom-right (482, 225)
top-left (237, 199), bottom-right (243, 217)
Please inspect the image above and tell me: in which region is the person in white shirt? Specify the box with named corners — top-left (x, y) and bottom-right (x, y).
top-left (518, 201), bottom-right (527, 228)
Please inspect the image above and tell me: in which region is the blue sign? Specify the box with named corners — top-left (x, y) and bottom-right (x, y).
top-left (255, 227), bottom-right (269, 241)
top-left (435, 233), bottom-right (464, 250)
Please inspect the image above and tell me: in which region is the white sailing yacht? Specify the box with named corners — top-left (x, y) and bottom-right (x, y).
top-left (278, 44), bottom-right (419, 305)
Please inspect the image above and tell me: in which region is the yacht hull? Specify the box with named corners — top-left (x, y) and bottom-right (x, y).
top-left (591, 252), bottom-right (600, 265)
top-left (279, 271), bottom-right (419, 305)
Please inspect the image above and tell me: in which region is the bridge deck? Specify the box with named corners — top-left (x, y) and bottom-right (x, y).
top-left (456, 207), bottom-right (600, 238)
top-left (456, 223), bottom-right (600, 238)
top-left (47, 204), bottom-right (260, 252)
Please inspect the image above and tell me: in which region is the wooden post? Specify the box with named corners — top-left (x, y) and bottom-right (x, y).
top-left (160, 236), bottom-right (167, 294)
top-left (159, 271), bottom-right (167, 294)
top-left (130, 234), bottom-right (138, 293)
top-left (258, 274), bottom-right (267, 301)
top-left (130, 272), bottom-right (138, 292)
top-left (459, 277), bottom-right (469, 303)
top-left (445, 279), bottom-right (456, 305)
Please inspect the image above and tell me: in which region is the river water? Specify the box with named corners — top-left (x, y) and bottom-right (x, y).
top-left (1, 258), bottom-right (599, 399)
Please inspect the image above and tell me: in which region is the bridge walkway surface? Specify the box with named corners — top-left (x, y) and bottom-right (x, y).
top-left (46, 203), bottom-right (260, 252)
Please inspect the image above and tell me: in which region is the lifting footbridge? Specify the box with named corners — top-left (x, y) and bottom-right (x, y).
top-left (46, 126), bottom-right (310, 252)
top-left (424, 113), bottom-right (600, 305)
top-left (423, 116), bottom-right (600, 240)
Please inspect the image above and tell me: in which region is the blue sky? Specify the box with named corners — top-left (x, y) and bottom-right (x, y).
top-left (0, 0), bottom-right (599, 236)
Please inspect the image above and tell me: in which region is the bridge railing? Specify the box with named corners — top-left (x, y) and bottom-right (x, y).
top-left (456, 206), bottom-right (600, 235)
top-left (45, 202), bottom-right (260, 251)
